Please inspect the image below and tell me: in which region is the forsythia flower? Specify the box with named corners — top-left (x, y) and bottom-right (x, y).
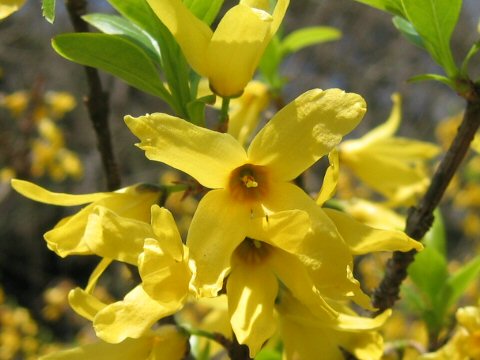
top-left (11, 180), bottom-right (162, 257)
top-left (276, 292), bottom-right (391, 360)
top-left (0, 0), bottom-right (26, 19)
top-left (420, 301), bottom-right (480, 359)
top-left (147, 0), bottom-right (288, 97)
top-left (125, 88), bottom-right (367, 297)
top-left (39, 325), bottom-right (188, 360)
top-left (339, 93), bottom-right (440, 205)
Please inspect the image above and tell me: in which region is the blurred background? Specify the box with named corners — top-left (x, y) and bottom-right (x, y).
top-left (0, 0), bottom-right (479, 358)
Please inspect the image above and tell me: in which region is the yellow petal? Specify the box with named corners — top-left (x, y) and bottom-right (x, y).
top-left (333, 309), bottom-right (391, 331)
top-left (11, 179), bottom-right (109, 205)
top-left (125, 113), bottom-right (247, 188)
top-left (94, 285), bottom-right (171, 343)
top-left (187, 189), bottom-right (250, 297)
top-left (85, 258), bottom-right (113, 294)
top-left (39, 337), bottom-right (153, 360)
top-left (148, 326), bottom-right (188, 360)
top-left (139, 238), bottom-right (191, 307)
top-left (324, 208), bottom-right (423, 254)
top-left (227, 261), bottom-right (278, 357)
top-left (360, 93), bottom-right (401, 144)
top-left (44, 189), bottom-right (160, 257)
top-left (207, 4), bottom-right (272, 97)
top-left (228, 81), bottom-right (269, 146)
top-left (150, 205), bottom-right (184, 261)
top-left (84, 206), bottom-right (154, 264)
top-left (146, 0), bottom-right (212, 76)
top-left (68, 288), bottom-right (107, 321)
top-left (268, 247), bottom-right (337, 319)
top-left (248, 89), bottom-right (366, 181)
top-left (0, 0), bottom-right (26, 19)
top-left (317, 148), bottom-right (339, 206)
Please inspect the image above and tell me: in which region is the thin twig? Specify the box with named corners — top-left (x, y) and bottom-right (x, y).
top-left (65, 0), bottom-right (121, 191)
top-left (372, 84), bottom-right (480, 312)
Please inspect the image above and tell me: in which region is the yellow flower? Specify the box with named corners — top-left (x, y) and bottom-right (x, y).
top-left (64, 205), bottom-right (192, 344)
top-left (11, 180), bottom-right (162, 257)
top-left (146, 0), bottom-right (289, 97)
top-left (420, 301), bottom-right (480, 360)
top-left (339, 93), bottom-right (440, 205)
top-left (276, 292), bottom-right (391, 360)
top-left (125, 88), bottom-right (367, 297)
top-left (0, 0), bottom-right (26, 20)
top-left (39, 325), bottom-right (188, 360)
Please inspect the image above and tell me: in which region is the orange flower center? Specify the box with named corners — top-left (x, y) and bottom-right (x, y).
top-left (228, 164), bottom-right (269, 203)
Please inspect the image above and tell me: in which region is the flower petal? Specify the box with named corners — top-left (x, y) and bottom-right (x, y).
top-left (125, 113), bottom-right (247, 188)
top-left (207, 4), bottom-right (272, 97)
top-left (227, 261), bottom-right (278, 357)
top-left (68, 288), bottom-right (107, 322)
top-left (248, 89), bottom-right (366, 181)
top-left (187, 189), bottom-right (250, 297)
top-left (139, 238), bottom-right (191, 306)
top-left (149, 326), bottom-right (188, 360)
top-left (324, 208), bottom-right (423, 254)
top-left (317, 148), bottom-right (339, 206)
top-left (11, 179), bottom-right (109, 205)
top-left (39, 337), bottom-right (153, 360)
top-left (146, 0), bottom-right (212, 76)
top-left (150, 205), bottom-right (184, 261)
top-left (84, 206), bottom-right (154, 264)
top-left (94, 285), bottom-right (172, 343)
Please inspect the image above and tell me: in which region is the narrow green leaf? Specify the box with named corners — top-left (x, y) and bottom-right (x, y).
top-left (408, 73), bottom-right (455, 87)
top-left (423, 209), bottom-right (446, 257)
top-left (280, 27), bottom-right (341, 55)
top-left (183, 0), bottom-right (224, 25)
top-left (445, 255), bottom-right (480, 309)
top-left (255, 348), bottom-right (282, 360)
top-left (408, 245), bottom-right (448, 305)
top-left (186, 94), bottom-right (216, 126)
top-left (82, 13), bottom-right (161, 62)
top-left (42, 0), bottom-right (56, 23)
top-left (392, 16), bottom-right (424, 48)
top-left (52, 33), bottom-right (171, 101)
top-left (401, 0), bottom-right (462, 76)
top-left (461, 41), bottom-right (480, 75)
top-left (401, 284), bottom-right (426, 314)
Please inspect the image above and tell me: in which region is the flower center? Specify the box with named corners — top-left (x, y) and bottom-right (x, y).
top-left (233, 237), bottom-right (272, 265)
top-left (228, 164), bottom-right (269, 203)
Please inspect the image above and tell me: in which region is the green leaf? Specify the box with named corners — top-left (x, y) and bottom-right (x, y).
top-left (280, 26), bottom-right (341, 56)
top-left (42, 0), bottom-right (56, 23)
top-left (82, 14), bottom-right (161, 62)
top-left (354, 0), bottom-right (405, 17)
top-left (423, 209), bottom-right (446, 257)
top-left (408, 73), bottom-right (455, 87)
top-left (392, 16), bottom-right (424, 48)
top-left (186, 94), bottom-right (216, 126)
top-left (408, 245), bottom-right (448, 306)
top-left (400, 0), bottom-right (462, 77)
top-left (52, 33), bottom-right (171, 101)
top-left (445, 255), bottom-right (480, 309)
top-left (183, 0), bottom-right (224, 25)
top-left (255, 348), bottom-right (282, 360)
top-left (461, 40), bottom-right (480, 76)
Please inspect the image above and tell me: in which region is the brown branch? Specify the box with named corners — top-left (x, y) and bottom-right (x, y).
top-left (65, 0), bottom-right (121, 191)
top-left (372, 85), bottom-right (480, 312)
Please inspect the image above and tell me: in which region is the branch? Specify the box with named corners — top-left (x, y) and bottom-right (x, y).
top-left (372, 85), bottom-right (480, 312)
top-left (65, 0), bottom-right (121, 191)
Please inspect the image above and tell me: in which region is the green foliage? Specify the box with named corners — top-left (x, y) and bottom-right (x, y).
top-left (405, 209), bottom-right (480, 341)
top-left (400, 0), bottom-right (462, 77)
top-left (259, 26), bottom-right (341, 92)
top-left (183, 0), bottom-right (224, 25)
top-left (254, 348), bottom-right (283, 360)
top-left (42, 0), bottom-right (56, 23)
top-left (52, 33), bottom-right (172, 102)
top-left (392, 16), bottom-right (423, 48)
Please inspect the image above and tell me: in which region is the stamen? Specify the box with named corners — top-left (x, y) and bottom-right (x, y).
top-left (242, 175), bottom-right (258, 188)
top-left (253, 240), bottom-right (262, 249)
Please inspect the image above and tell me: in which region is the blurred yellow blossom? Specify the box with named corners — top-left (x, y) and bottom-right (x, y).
top-left (0, 0), bottom-right (26, 19)
top-left (339, 93), bottom-right (440, 205)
